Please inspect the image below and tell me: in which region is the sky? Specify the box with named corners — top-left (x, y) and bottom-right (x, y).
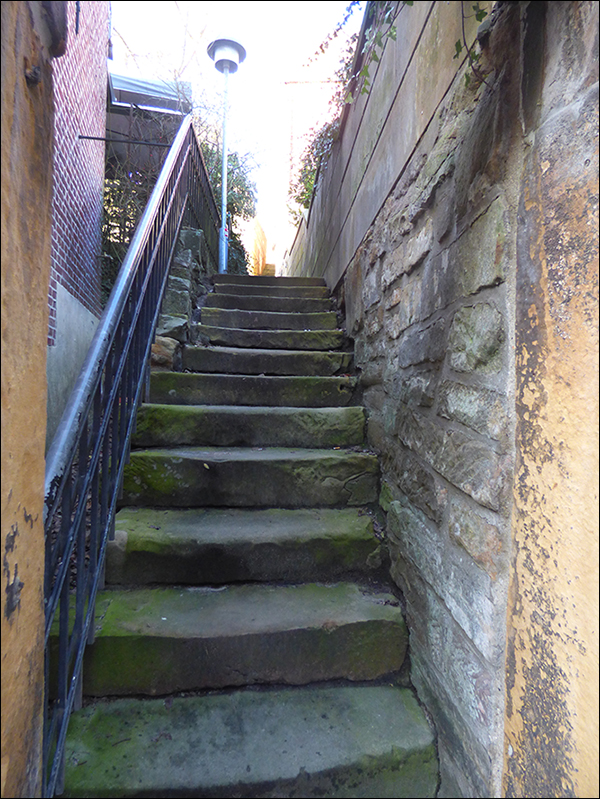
top-left (109, 1), bottom-right (365, 266)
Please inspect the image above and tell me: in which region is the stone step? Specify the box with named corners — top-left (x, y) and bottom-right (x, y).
top-left (106, 507), bottom-right (382, 586)
top-left (121, 447), bottom-right (379, 508)
top-left (149, 372), bottom-right (357, 407)
top-left (80, 583), bottom-right (407, 696)
top-left (214, 283), bottom-right (331, 299)
top-left (201, 307), bottom-right (338, 331)
top-left (205, 291), bottom-right (332, 313)
top-left (132, 405), bottom-right (366, 449)
top-left (194, 324), bottom-right (345, 351)
top-left (182, 345), bottom-right (352, 376)
top-left (64, 686), bottom-right (437, 798)
top-left (214, 274), bottom-right (326, 286)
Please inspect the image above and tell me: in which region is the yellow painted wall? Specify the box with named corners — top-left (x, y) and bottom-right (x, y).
top-left (1, 2), bottom-right (58, 795)
top-left (504, 3), bottom-right (599, 795)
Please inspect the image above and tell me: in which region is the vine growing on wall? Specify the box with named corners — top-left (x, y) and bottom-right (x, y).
top-left (453, 2), bottom-right (490, 87)
top-left (288, 1), bottom-right (401, 222)
top-left (288, 0), bottom-right (491, 223)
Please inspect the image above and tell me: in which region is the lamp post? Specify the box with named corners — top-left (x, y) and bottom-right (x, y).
top-left (207, 38), bottom-right (246, 274)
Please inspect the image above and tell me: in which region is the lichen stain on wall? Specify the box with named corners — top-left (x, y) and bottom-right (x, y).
top-left (505, 32), bottom-right (599, 796)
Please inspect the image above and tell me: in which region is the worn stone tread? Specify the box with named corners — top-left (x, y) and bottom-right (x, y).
top-left (193, 325), bottom-right (345, 351)
top-left (182, 345), bottom-right (352, 376)
top-left (214, 274), bottom-right (326, 286)
top-left (64, 686), bottom-right (437, 798)
top-left (205, 292), bottom-right (332, 313)
top-left (79, 583), bottom-right (407, 695)
top-left (149, 372), bottom-right (357, 407)
top-left (132, 405), bottom-right (366, 448)
top-left (107, 507), bottom-right (381, 585)
top-left (201, 307), bottom-right (338, 331)
top-left (213, 283), bottom-right (331, 299)
top-left (121, 446), bottom-right (379, 508)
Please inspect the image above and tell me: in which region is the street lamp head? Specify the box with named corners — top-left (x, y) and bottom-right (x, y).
top-left (207, 38), bottom-right (246, 73)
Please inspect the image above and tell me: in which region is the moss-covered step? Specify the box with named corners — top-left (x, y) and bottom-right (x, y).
top-left (193, 324), bottom-right (345, 351)
top-left (106, 507), bottom-right (382, 585)
top-left (182, 345), bottom-right (352, 376)
top-left (132, 405), bottom-right (366, 448)
top-left (200, 307), bottom-right (338, 331)
top-left (80, 583), bottom-right (407, 696)
top-left (205, 292), bottom-right (332, 313)
top-left (63, 686), bottom-right (437, 798)
top-left (121, 447), bottom-right (379, 508)
top-left (149, 372), bottom-right (357, 407)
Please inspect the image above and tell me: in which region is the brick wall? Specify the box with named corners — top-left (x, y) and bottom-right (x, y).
top-left (48, 0), bottom-right (109, 345)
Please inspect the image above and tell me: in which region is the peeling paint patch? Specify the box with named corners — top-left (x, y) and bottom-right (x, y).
top-left (4, 525), bottom-right (25, 620)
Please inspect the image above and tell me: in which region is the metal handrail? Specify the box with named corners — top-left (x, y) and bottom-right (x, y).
top-left (42, 115), bottom-right (219, 797)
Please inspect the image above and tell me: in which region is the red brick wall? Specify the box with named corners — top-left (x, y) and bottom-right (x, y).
top-left (48, 0), bottom-right (109, 345)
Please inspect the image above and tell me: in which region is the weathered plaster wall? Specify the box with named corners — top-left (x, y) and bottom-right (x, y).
top-left (286, 1), bottom-right (598, 796)
top-left (505, 2), bottom-right (599, 796)
top-left (1, 3), bottom-right (63, 795)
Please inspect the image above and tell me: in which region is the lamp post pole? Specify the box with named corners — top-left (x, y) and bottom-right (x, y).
top-left (207, 38), bottom-right (246, 275)
top-left (219, 63), bottom-right (229, 274)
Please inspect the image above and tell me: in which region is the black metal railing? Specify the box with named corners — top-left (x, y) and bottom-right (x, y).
top-left (42, 115), bottom-right (219, 797)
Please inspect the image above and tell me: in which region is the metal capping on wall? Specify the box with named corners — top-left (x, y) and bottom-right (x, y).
top-left (42, 115), bottom-right (219, 798)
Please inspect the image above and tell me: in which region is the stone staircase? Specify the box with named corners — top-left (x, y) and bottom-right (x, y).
top-left (62, 274), bottom-right (437, 798)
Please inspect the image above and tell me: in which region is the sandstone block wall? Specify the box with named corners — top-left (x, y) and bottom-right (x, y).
top-left (151, 227), bottom-right (218, 370)
top-left (286, 2), bottom-right (599, 796)
top-left (347, 48), bottom-right (517, 795)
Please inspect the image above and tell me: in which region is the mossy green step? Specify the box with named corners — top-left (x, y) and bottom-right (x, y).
top-left (149, 372), bottom-right (357, 407)
top-left (80, 583), bottom-right (407, 695)
top-left (194, 324), bottom-right (345, 351)
top-left (201, 307), bottom-right (338, 331)
top-left (205, 292), bottom-right (332, 313)
top-left (132, 405), bottom-right (366, 448)
top-left (121, 447), bottom-right (379, 508)
top-left (106, 507), bottom-right (383, 585)
top-left (64, 686), bottom-right (437, 798)
top-left (182, 345), bottom-right (352, 376)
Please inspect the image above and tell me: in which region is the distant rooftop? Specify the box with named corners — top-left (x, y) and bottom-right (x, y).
top-left (108, 71), bottom-right (192, 115)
